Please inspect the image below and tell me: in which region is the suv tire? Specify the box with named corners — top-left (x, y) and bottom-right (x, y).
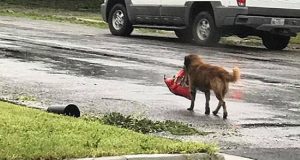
top-left (192, 11), bottom-right (220, 46)
top-left (262, 33), bottom-right (290, 50)
top-left (108, 4), bottom-right (133, 36)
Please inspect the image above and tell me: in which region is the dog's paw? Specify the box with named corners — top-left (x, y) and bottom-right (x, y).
top-left (205, 111), bottom-right (210, 115)
top-left (223, 112), bottom-right (228, 119)
top-left (212, 111), bottom-right (218, 116)
top-left (187, 108), bottom-right (194, 111)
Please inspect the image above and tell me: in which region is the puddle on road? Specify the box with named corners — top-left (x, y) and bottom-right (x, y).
top-left (0, 46), bottom-right (167, 86)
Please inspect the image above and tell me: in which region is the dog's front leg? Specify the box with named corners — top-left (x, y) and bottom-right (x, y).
top-left (205, 91), bottom-right (210, 115)
top-left (188, 88), bottom-right (196, 111)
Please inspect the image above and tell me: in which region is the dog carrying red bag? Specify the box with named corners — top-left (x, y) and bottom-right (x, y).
top-left (164, 69), bottom-right (191, 100)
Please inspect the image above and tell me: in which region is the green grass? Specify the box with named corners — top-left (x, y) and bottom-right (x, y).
top-left (221, 35), bottom-right (300, 47)
top-left (16, 95), bottom-right (36, 102)
top-left (291, 35), bottom-right (300, 44)
top-left (220, 36), bottom-right (263, 47)
top-left (0, 101), bottom-right (218, 159)
top-left (1, 0), bottom-right (103, 11)
top-left (0, 2), bottom-right (107, 28)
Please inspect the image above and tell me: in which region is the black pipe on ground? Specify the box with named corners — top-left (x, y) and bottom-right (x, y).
top-left (47, 104), bottom-right (80, 117)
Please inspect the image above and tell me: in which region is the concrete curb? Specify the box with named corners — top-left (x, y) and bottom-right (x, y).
top-left (75, 153), bottom-right (225, 160)
top-left (75, 153), bottom-right (253, 160)
top-left (220, 153), bottom-right (253, 160)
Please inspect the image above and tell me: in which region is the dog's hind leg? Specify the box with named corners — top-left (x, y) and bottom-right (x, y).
top-left (188, 88), bottom-right (196, 111)
top-left (205, 91), bottom-right (210, 115)
top-left (213, 96), bottom-right (227, 119)
top-left (211, 79), bottom-right (223, 116)
top-left (212, 93), bottom-right (224, 117)
top-left (212, 100), bottom-right (222, 116)
top-left (222, 83), bottom-right (229, 119)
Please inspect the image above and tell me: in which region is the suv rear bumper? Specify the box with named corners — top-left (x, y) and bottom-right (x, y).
top-left (215, 6), bottom-right (300, 35)
top-left (235, 15), bottom-right (300, 35)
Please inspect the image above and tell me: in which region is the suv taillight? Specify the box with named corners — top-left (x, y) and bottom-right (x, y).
top-left (237, 0), bottom-right (246, 7)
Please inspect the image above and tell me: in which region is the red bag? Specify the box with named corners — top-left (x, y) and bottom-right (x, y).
top-left (164, 69), bottom-right (191, 100)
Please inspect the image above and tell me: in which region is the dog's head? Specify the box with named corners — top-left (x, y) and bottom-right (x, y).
top-left (184, 54), bottom-right (203, 71)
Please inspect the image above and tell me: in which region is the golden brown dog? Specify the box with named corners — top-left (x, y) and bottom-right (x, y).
top-left (184, 54), bottom-right (240, 119)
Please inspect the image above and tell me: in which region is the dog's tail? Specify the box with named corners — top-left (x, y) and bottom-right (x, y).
top-left (227, 67), bottom-right (240, 82)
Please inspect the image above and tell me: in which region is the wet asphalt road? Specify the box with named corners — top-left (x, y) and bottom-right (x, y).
top-left (0, 16), bottom-right (300, 160)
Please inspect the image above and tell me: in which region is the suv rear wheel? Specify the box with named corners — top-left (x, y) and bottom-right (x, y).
top-left (262, 33), bottom-right (290, 50)
top-left (108, 4), bottom-right (133, 36)
top-left (192, 11), bottom-right (220, 46)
